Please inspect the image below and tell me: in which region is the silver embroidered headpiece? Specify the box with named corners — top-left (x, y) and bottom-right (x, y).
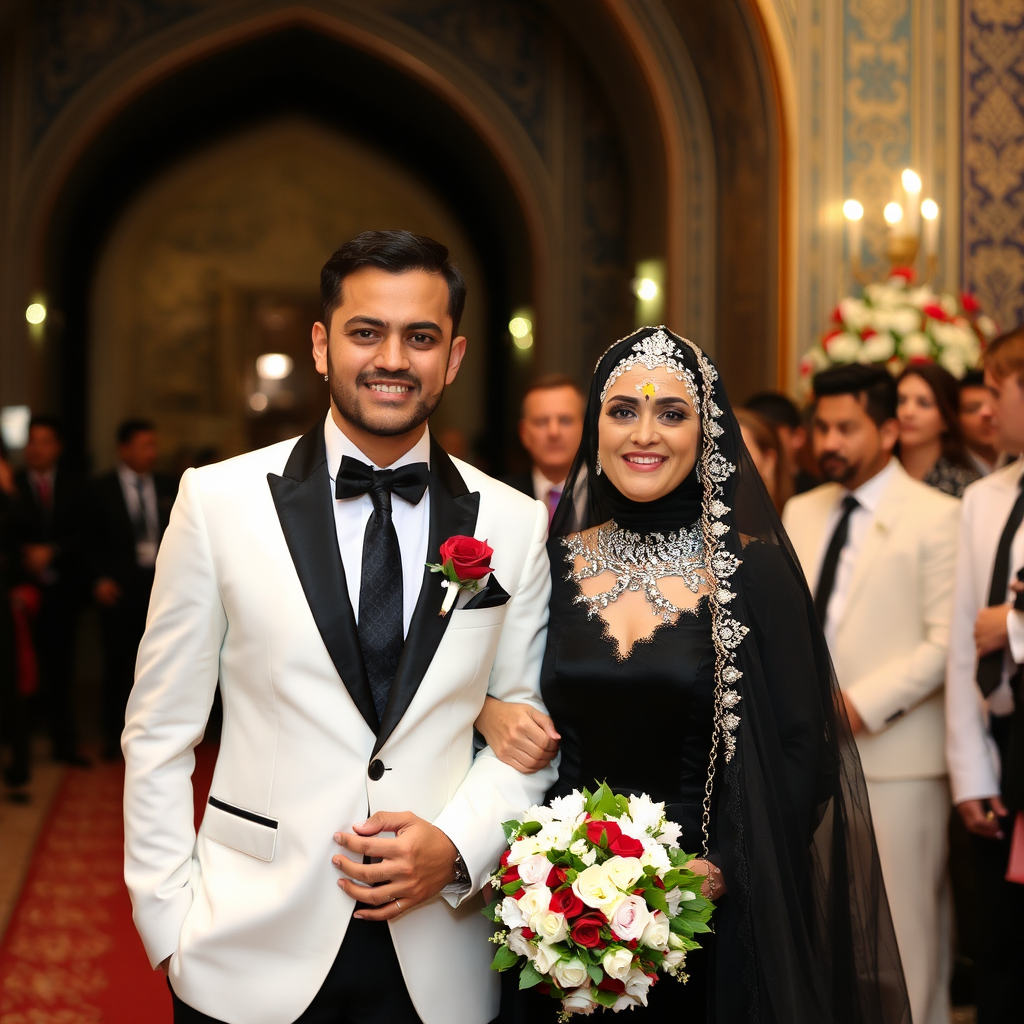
top-left (598, 328), bottom-right (700, 412)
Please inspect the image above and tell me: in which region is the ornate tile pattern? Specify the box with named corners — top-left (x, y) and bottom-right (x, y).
top-left (962, 0), bottom-right (1024, 332)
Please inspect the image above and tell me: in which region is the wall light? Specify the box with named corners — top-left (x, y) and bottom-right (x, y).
top-left (883, 202), bottom-right (904, 226)
top-left (509, 310), bottom-right (534, 351)
top-left (25, 302), bottom-right (46, 325)
top-left (920, 198), bottom-right (939, 221)
top-left (249, 393), bottom-right (269, 412)
top-left (256, 353), bottom-right (293, 380)
top-left (901, 169), bottom-right (922, 194)
top-left (842, 200), bottom-right (864, 221)
top-left (633, 278), bottom-right (660, 302)
top-left (508, 316), bottom-right (532, 339)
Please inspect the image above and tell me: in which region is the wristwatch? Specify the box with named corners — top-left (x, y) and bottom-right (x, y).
top-left (451, 851), bottom-right (470, 887)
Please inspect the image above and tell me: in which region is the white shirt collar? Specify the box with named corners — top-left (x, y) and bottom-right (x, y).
top-left (323, 411), bottom-right (432, 481)
top-left (118, 462), bottom-right (151, 485)
top-left (845, 456), bottom-right (897, 514)
top-left (531, 467), bottom-right (565, 504)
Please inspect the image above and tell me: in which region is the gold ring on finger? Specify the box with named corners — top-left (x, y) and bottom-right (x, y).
top-left (986, 810), bottom-right (996, 821)
top-left (394, 898), bottom-right (402, 912)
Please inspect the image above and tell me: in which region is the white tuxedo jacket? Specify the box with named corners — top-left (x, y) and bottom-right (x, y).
top-left (946, 461), bottom-right (1023, 804)
top-left (123, 427), bottom-right (556, 1024)
top-left (783, 463), bottom-right (959, 780)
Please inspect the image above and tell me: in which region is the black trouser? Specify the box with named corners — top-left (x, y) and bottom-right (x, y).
top-left (99, 568), bottom-right (153, 755)
top-left (0, 599), bottom-right (30, 786)
top-left (33, 581), bottom-right (80, 758)
top-left (170, 918), bottom-right (422, 1024)
top-left (970, 714), bottom-right (1024, 1024)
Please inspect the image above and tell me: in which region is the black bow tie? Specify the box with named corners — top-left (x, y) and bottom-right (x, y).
top-left (335, 456), bottom-right (429, 505)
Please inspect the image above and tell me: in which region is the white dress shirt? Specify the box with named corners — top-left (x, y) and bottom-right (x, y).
top-left (531, 467), bottom-right (565, 517)
top-left (118, 463), bottom-right (159, 568)
top-left (816, 458), bottom-right (898, 651)
top-left (324, 413), bottom-right (431, 636)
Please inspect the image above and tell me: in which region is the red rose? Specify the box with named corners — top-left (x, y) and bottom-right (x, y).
top-left (860, 328), bottom-right (877, 340)
top-left (609, 833), bottom-right (644, 858)
top-left (586, 819), bottom-right (622, 847)
top-left (830, 305), bottom-right (843, 324)
top-left (598, 976), bottom-right (625, 994)
top-left (961, 291), bottom-right (981, 314)
top-left (923, 303), bottom-right (949, 322)
top-left (438, 535), bottom-right (493, 581)
top-left (550, 887), bottom-right (584, 918)
top-left (546, 865), bottom-right (569, 888)
top-left (501, 865), bottom-right (520, 887)
top-left (890, 266), bottom-right (916, 283)
top-left (521, 927), bottom-right (534, 940)
top-left (500, 850), bottom-right (511, 867)
top-left (570, 913), bottom-right (607, 949)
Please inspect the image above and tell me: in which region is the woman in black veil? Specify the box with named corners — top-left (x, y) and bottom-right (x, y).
top-left (477, 327), bottom-right (910, 1023)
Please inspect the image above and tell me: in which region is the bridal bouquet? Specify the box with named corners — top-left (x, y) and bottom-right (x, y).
top-left (484, 784), bottom-right (714, 1019)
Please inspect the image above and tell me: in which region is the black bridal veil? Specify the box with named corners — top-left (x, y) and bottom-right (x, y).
top-left (551, 328), bottom-right (910, 1024)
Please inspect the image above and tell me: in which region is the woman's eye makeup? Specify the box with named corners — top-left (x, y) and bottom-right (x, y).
top-left (606, 403), bottom-right (637, 419)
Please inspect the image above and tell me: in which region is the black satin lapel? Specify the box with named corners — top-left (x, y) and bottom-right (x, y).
top-left (268, 427), bottom-right (378, 734)
top-left (373, 440), bottom-right (479, 755)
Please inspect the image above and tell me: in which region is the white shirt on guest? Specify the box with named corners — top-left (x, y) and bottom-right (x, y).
top-left (324, 412), bottom-right (431, 637)
top-left (531, 467), bottom-right (565, 512)
top-left (816, 457), bottom-right (898, 652)
top-left (117, 463), bottom-right (159, 567)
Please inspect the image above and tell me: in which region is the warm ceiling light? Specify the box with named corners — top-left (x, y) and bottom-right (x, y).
top-left (508, 316), bottom-right (532, 338)
top-left (843, 200), bottom-right (864, 221)
top-left (633, 278), bottom-right (659, 301)
top-left (901, 169), bottom-right (922, 194)
top-left (25, 302), bottom-right (46, 324)
top-left (883, 202), bottom-right (904, 225)
top-left (249, 392), bottom-right (268, 412)
top-left (920, 198), bottom-right (939, 220)
top-left (255, 353), bottom-right (293, 380)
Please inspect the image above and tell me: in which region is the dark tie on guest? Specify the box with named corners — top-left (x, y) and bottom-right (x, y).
top-left (814, 494), bottom-right (860, 625)
top-left (547, 487), bottom-right (561, 526)
top-left (131, 477), bottom-right (149, 542)
top-left (977, 476), bottom-right (1024, 697)
top-left (336, 457), bottom-right (429, 720)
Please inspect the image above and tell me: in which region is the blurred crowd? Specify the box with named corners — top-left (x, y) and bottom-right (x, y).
top-left (0, 329), bottom-right (1020, 1023)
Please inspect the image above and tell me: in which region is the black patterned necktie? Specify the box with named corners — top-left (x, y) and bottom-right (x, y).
top-left (814, 494), bottom-right (860, 626)
top-left (977, 475), bottom-right (1024, 697)
top-left (337, 457), bottom-right (429, 721)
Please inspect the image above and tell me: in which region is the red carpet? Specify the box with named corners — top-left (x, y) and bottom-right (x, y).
top-left (0, 745), bottom-right (218, 1024)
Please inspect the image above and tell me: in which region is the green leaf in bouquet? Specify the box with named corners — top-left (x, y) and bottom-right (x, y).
top-left (519, 962), bottom-right (544, 989)
top-left (594, 988), bottom-right (619, 1008)
top-left (481, 899), bottom-right (502, 921)
top-left (644, 886), bottom-right (669, 913)
top-left (501, 820), bottom-right (521, 843)
top-left (491, 945), bottom-right (520, 972)
top-left (519, 820), bottom-right (543, 837)
top-left (502, 879), bottom-right (524, 896)
top-left (645, 948), bottom-right (665, 968)
top-left (614, 793), bottom-right (629, 815)
top-left (667, 848), bottom-right (696, 868)
top-left (586, 963), bottom-right (603, 985)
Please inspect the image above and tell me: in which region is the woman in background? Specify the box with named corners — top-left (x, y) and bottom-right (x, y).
top-left (736, 407), bottom-right (794, 514)
top-left (897, 364), bottom-right (979, 498)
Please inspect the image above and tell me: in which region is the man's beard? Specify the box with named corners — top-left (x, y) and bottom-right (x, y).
top-left (330, 367), bottom-right (444, 438)
top-left (817, 452), bottom-right (857, 484)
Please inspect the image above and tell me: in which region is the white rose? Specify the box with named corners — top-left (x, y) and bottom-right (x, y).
top-left (561, 986), bottom-right (599, 1015)
top-left (668, 931), bottom-right (687, 950)
top-left (663, 949), bottom-right (687, 972)
top-left (860, 331), bottom-right (895, 363)
top-left (825, 332), bottom-right (861, 363)
top-left (518, 853), bottom-right (552, 887)
top-left (532, 940), bottom-right (561, 974)
top-left (640, 911), bottom-right (670, 951)
top-left (613, 993), bottom-right (644, 1012)
top-left (551, 958), bottom-right (589, 990)
top-left (531, 910), bottom-right (568, 944)
top-left (624, 967), bottom-right (653, 1006)
top-left (516, 885), bottom-right (551, 921)
top-left (978, 315), bottom-right (998, 339)
top-left (900, 331), bottom-right (931, 358)
top-left (604, 856), bottom-right (644, 891)
top-left (889, 307), bottom-right (922, 336)
top-left (938, 347), bottom-right (967, 378)
top-left (601, 946), bottom-right (634, 980)
top-left (839, 297), bottom-right (870, 330)
top-left (498, 896), bottom-right (529, 930)
top-left (570, 838), bottom-right (589, 858)
top-left (609, 894), bottom-right (651, 942)
top-left (572, 864), bottom-right (618, 912)
top-left (507, 927), bottom-right (532, 957)
top-left (507, 836), bottom-right (544, 865)
top-left (549, 791), bottom-right (586, 821)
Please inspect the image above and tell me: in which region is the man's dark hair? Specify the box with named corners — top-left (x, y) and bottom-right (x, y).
top-left (319, 230), bottom-right (467, 337)
top-left (29, 414), bottom-right (63, 440)
top-left (521, 374), bottom-right (585, 417)
top-left (959, 368), bottom-right (985, 391)
top-left (117, 418), bottom-right (155, 446)
top-left (812, 364), bottom-right (897, 426)
top-left (743, 391), bottom-right (802, 430)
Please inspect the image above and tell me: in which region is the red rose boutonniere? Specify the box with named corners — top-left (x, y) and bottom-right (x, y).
top-left (427, 535), bottom-right (494, 616)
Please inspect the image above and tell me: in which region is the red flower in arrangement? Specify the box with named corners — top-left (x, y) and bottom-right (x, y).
top-left (923, 303), bottom-right (949, 322)
top-left (961, 292), bottom-right (981, 314)
top-left (500, 849), bottom-right (511, 867)
top-left (438, 535), bottom-right (493, 581)
top-left (830, 305), bottom-right (843, 324)
top-left (521, 928), bottom-right (535, 940)
top-left (546, 865), bottom-right (569, 888)
top-left (609, 832), bottom-right (645, 858)
top-left (823, 327), bottom-right (843, 343)
top-left (586, 819), bottom-right (622, 846)
top-left (550, 888), bottom-right (584, 918)
top-left (860, 328), bottom-right (877, 340)
top-left (570, 914), bottom-right (608, 949)
top-left (598, 977), bottom-right (626, 994)
top-left (890, 266), bottom-right (916, 282)
top-left (501, 865), bottom-right (520, 887)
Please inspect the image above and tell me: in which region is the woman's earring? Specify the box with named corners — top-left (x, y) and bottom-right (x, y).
top-left (595, 452), bottom-right (603, 476)
top-left (323, 374), bottom-right (329, 381)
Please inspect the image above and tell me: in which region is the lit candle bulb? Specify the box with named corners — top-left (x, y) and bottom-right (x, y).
top-left (902, 169), bottom-right (922, 236)
top-left (920, 198), bottom-right (939, 256)
top-left (843, 199), bottom-right (864, 265)
top-left (884, 201), bottom-right (904, 241)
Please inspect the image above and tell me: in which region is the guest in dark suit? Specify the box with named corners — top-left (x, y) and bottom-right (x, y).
top-left (87, 419), bottom-right (176, 759)
top-left (744, 390), bottom-right (819, 494)
top-left (502, 374), bottom-right (583, 524)
top-left (13, 416), bottom-right (88, 766)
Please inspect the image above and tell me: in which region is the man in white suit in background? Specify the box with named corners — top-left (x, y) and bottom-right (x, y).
top-left (123, 231), bottom-right (556, 1024)
top-left (946, 327), bottom-right (1024, 1024)
top-left (783, 364), bottom-right (959, 1024)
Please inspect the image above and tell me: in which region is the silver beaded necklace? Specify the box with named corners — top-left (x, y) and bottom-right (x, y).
top-left (563, 520), bottom-right (706, 621)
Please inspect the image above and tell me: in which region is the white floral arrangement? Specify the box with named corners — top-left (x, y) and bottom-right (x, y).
top-left (484, 783), bottom-right (714, 1019)
top-left (800, 268), bottom-right (997, 386)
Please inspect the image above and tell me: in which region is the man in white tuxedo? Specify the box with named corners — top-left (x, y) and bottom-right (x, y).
top-left (783, 364), bottom-right (959, 1024)
top-left (946, 328), bottom-right (1024, 1024)
top-left (123, 231), bottom-right (556, 1024)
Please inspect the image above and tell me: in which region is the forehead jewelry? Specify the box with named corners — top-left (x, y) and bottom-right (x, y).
top-left (637, 379), bottom-right (659, 402)
top-left (600, 329), bottom-right (699, 412)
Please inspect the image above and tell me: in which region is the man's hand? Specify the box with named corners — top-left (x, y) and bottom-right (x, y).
top-left (23, 543), bottom-right (54, 577)
top-left (975, 604), bottom-right (1011, 658)
top-left (333, 811), bottom-right (459, 921)
top-left (843, 693), bottom-right (864, 735)
top-left (94, 578), bottom-right (121, 606)
top-left (157, 955), bottom-right (171, 975)
top-left (957, 796), bottom-right (1008, 839)
top-left (475, 697), bottom-right (560, 773)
